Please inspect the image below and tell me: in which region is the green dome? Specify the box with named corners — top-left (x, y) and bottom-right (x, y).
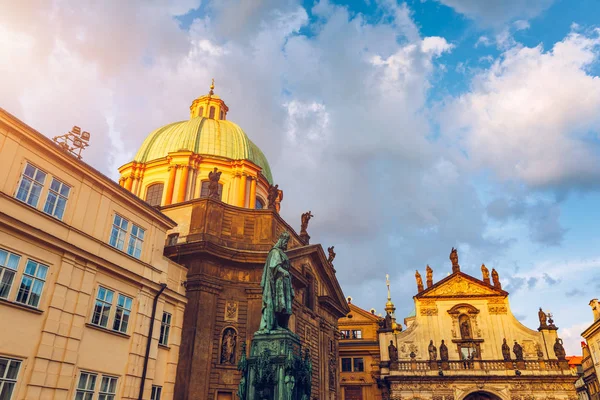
top-left (135, 117), bottom-right (273, 183)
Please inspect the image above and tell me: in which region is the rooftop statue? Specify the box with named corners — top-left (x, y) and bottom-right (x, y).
top-left (426, 265), bottom-right (433, 288)
top-left (415, 270), bottom-right (424, 292)
top-left (267, 184), bottom-right (279, 209)
top-left (502, 338), bottom-right (511, 361)
top-left (450, 247), bottom-right (460, 273)
top-left (208, 167), bottom-right (222, 199)
top-left (513, 341), bottom-right (524, 361)
top-left (327, 246), bottom-right (336, 265)
top-left (492, 268), bottom-right (501, 289)
top-left (554, 338), bottom-right (566, 361)
top-left (258, 232), bottom-right (295, 333)
top-left (538, 307), bottom-right (548, 328)
top-left (481, 264), bottom-right (490, 284)
top-left (300, 211), bottom-right (314, 234)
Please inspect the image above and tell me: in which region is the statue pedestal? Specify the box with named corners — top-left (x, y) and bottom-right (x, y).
top-left (239, 330), bottom-right (311, 400)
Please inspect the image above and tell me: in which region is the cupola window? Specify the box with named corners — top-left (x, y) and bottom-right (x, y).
top-left (255, 197), bottom-right (265, 209)
top-left (198, 106), bottom-right (204, 117)
top-left (145, 183), bottom-right (164, 207)
top-left (209, 106), bottom-right (215, 119)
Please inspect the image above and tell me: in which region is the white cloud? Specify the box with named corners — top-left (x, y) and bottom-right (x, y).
top-left (440, 30), bottom-right (600, 190)
top-left (436, 0), bottom-right (553, 27)
top-left (475, 35), bottom-right (492, 48)
top-left (513, 19), bottom-right (530, 31)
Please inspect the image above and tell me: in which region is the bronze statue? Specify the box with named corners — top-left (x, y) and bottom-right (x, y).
top-left (554, 338), bottom-right (566, 361)
top-left (428, 340), bottom-right (437, 361)
top-left (267, 184), bottom-right (279, 209)
top-left (450, 247), bottom-right (460, 273)
top-left (284, 350), bottom-right (296, 400)
top-left (481, 264), bottom-right (490, 284)
top-left (220, 328), bottom-right (237, 364)
top-left (208, 167), bottom-right (222, 199)
top-left (327, 246), bottom-right (336, 264)
top-left (237, 341), bottom-right (248, 400)
top-left (258, 232), bottom-right (294, 332)
top-left (502, 338), bottom-right (511, 361)
top-left (426, 265), bottom-right (433, 288)
top-left (492, 268), bottom-right (501, 289)
top-left (381, 312), bottom-right (393, 330)
top-left (440, 340), bottom-right (449, 361)
top-left (538, 307), bottom-right (548, 327)
top-left (513, 341), bottom-right (524, 361)
top-left (300, 211), bottom-right (314, 234)
top-left (388, 340), bottom-right (398, 363)
top-left (415, 270), bottom-right (424, 292)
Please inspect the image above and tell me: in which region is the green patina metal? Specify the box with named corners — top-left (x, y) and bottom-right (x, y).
top-left (134, 116), bottom-right (273, 183)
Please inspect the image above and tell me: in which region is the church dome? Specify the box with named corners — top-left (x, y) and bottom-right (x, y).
top-left (134, 117), bottom-right (273, 183)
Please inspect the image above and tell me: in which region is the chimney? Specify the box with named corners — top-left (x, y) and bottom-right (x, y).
top-left (590, 299), bottom-right (600, 321)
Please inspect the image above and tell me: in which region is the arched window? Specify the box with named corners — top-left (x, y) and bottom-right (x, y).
top-left (255, 197), bottom-right (265, 209)
top-left (200, 181), bottom-right (222, 200)
top-left (209, 106), bottom-right (215, 119)
top-left (198, 106), bottom-right (204, 117)
top-left (145, 183), bottom-right (164, 206)
top-left (220, 110), bottom-right (224, 120)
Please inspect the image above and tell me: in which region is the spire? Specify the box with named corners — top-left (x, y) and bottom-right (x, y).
top-left (209, 78), bottom-right (215, 96)
top-left (385, 274), bottom-right (396, 315)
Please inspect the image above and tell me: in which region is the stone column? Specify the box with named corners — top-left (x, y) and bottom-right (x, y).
top-left (125, 175), bottom-right (133, 191)
top-left (249, 177), bottom-right (257, 209)
top-left (231, 174), bottom-right (240, 205)
top-left (177, 165), bottom-right (189, 203)
top-left (174, 279), bottom-right (222, 400)
top-left (165, 165), bottom-right (178, 206)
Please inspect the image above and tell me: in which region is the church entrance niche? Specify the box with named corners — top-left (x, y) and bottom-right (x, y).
top-left (463, 391), bottom-right (502, 400)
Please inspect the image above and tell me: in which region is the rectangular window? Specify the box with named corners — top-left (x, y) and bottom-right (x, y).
top-left (340, 330), bottom-right (350, 339)
top-left (352, 330), bottom-right (362, 339)
top-left (0, 357), bottom-right (21, 400)
top-left (127, 224), bottom-right (144, 259)
top-left (0, 249), bottom-right (21, 299)
top-left (15, 259), bottom-right (48, 307)
top-left (98, 376), bottom-right (117, 400)
top-left (109, 215), bottom-right (128, 251)
top-left (43, 178), bottom-right (70, 220)
top-left (341, 358), bottom-right (352, 372)
top-left (75, 372), bottom-right (97, 400)
top-left (353, 358), bottom-right (364, 372)
top-left (91, 287), bottom-right (114, 328)
top-left (151, 386), bottom-right (162, 400)
top-left (15, 163), bottom-right (46, 207)
top-left (112, 294), bottom-right (132, 333)
top-left (159, 312), bottom-right (172, 346)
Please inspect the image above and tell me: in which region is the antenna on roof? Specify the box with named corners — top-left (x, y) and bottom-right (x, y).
top-left (53, 126), bottom-right (91, 160)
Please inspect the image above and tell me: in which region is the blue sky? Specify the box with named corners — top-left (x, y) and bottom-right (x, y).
top-left (1, 0), bottom-right (600, 354)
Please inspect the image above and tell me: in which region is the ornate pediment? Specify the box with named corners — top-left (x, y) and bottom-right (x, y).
top-left (419, 274), bottom-right (503, 298)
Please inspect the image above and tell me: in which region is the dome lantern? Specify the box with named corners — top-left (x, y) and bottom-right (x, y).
top-left (189, 79), bottom-right (229, 120)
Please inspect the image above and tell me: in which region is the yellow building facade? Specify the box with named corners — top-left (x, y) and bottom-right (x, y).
top-left (378, 252), bottom-right (577, 400)
top-left (338, 300), bottom-right (384, 400)
top-left (0, 109), bottom-right (187, 400)
top-left (581, 300), bottom-right (600, 400)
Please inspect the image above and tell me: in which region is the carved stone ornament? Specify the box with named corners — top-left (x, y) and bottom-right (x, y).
top-left (424, 276), bottom-right (495, 297)
top-left (224, 301), bottom-right (239, 322)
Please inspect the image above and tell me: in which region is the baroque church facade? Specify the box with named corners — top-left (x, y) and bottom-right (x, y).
top-left (377, 250), bottom-right (577, 400)
top-left (118, 83), bottom-right (349, 400)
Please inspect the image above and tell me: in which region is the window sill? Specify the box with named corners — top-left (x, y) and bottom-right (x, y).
top-left (85, 323), bottom-right (131, 339)
top-left (0, 297), bottom-right (43, 314)
top-left (158, 344), bottom-right (171, 350)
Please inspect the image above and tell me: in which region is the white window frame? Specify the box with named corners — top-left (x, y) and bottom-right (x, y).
top-left (159, 312), bottom-right (172, 346)
top-left (15, 162), bottom-right (46, 207)
top-left (112, 294), bottom-right (132, 333)
top-left (127, 224), bottom-right (144, 259)
top-left (0, 249), bottom-right (21, 300)
top-left (151, 385), bottom-right (162, 400)
top-left (91, 287), bottom-right (114, 328)
top-left (75, 371), bottom-right (97, 400)
top-left (43, 177), bottom-right (71, 220)
top-left (109, 215), bottom-right (128, 251)
top-left (98, 375), bottom-right (118, 400)
top-left (15, 259), bottom-right (48, 308)
top-left (0, 357), bottom-right (21, 400)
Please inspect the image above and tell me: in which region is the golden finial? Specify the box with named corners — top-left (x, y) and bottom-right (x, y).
top-left (209, 78), bottom-right (215, 95)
